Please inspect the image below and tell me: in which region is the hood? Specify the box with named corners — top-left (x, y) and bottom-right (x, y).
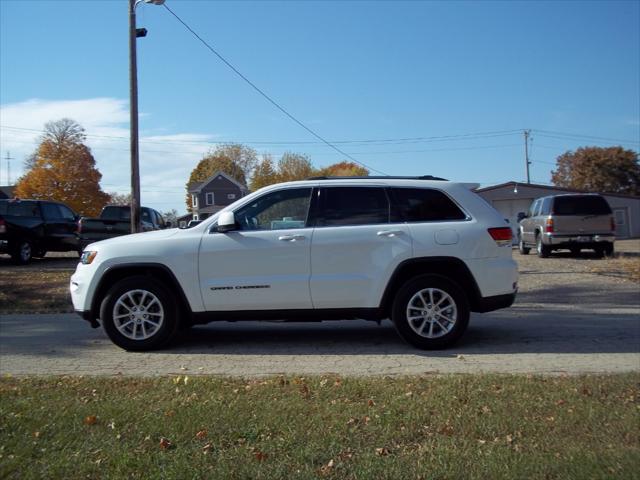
top-left (84, 228), bottom-right (181, 251)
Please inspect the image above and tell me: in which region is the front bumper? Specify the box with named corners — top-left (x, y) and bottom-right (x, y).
top-left (474, 291), bottom-right (517, 313)
top-left (76, 310), bottom-right (100, 328)
top-left (543, 233), bottom-right (614, 247)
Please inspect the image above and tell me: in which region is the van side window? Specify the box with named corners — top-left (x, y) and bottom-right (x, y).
top-left (541, 198), bottom-right (552, 215)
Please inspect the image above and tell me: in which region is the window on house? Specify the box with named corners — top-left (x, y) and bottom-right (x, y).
top-left (193, 214), bottom-right (199, 221)
top-left (191, 194), bottom-right (198, 208)
top-left (227, 193), bottom-right (236, 200)
top-left (206, 192), bottom-right (214, 205)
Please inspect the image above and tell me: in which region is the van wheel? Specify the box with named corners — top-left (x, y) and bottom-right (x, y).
top-left (11, 240), bottom-right (33, 264)
top-left (392, 275), bottom-right (470, 350)
top-left (570, 247), bottom-right (580, 256)
top-left (536, 235), bottom-right (550, 258)
top-left (100, 276), bottom-right (179, 351)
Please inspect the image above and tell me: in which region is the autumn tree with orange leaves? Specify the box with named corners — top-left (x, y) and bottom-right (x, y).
top-left (15, 119), bottom-right (110, 216)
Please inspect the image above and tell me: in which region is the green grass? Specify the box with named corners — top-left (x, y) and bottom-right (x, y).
top-left (1, 374), bottom-right (638, 479)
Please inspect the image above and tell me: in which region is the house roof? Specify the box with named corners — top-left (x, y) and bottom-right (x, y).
top-left (0, 186), bottom-right (15, 199)
top-left (188, 171), bottom-right (248, 193)
top-left (475, 181), bottom-right (640, 200)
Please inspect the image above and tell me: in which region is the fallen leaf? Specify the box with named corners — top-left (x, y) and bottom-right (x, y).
top-left (202, 442), bottom-right (213, 454)
top-left (319, 458), bottom-right (335, 475)
top-left (375, 447), bottom-right (390, 456)
top-left (556, 399), bottom-right (566, 406)
top-left (456, 354), bottom-right (465, 360)
top-left (33, 431), bottom-right (41, 438)
top-left (107, 421), bottom-right (116, 430)
top-left (368, 399), bottom-right (375, 407)
top-left (180, 366), bottom-right (188, 371)
top-left (83, 415), bottom-right (97, 426)
top-left (253, 450), bottom-right (268, 461)
top-left (300, 384), bottom-right (310, 398)
top-left (362, 415), bottom-right (371, 425)
top-left (159, 437), bottom-right (173, 450)
top-left (172, 376), bottom-right (182, 385)
top-left (183, 376), bottom-right (189, 385)
top-left (320, 379), bottom-right (328, 387)
top-left (165, 410), bottom-right (175, 417)
top-left (196, 430), bottom-right (207, 440)
top-left (506, 434), bottom-right (514, 444)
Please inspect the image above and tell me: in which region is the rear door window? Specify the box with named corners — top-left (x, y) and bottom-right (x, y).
top-left (541, 198), bottom-right (552, 215)
top-left (552, 196), bottom-right (612, 215)
top-left (41, 203), bottom-right (62, 220)
top-left (390, 188), bottom-right (466, 222)
top-left (317, 187), bottom-right (389, 227)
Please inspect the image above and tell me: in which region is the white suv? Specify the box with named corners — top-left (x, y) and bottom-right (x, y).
top-left (70, 177), bottom-right (518, 351)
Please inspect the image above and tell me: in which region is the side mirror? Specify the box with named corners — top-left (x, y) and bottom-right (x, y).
top-left (517, 212), bottom-right (527, 222)
top-left (216, 211), bottom-right (236, 233)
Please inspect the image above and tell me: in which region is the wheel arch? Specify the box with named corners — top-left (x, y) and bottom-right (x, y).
top-left (91, 263), bottom-right (192, 323)
top-left (379, 257), bottom-right (483, 315)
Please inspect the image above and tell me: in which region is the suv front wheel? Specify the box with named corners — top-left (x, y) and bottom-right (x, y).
top-left (392, 275), bottom-right (470, 349)
top-left (100, 276), bottom-right (179, 351)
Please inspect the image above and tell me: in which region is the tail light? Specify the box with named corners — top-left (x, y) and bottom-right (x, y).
top-left (0, 218), bottom-right (5, 234)
top-left (488, 227), bottom-right (512, 246)
top-left (77, 218), bottom-right (82, 234)
top-left (545, 218), bottom-right (554, 233)
top-left (610, 216), bottom-right (616, 232)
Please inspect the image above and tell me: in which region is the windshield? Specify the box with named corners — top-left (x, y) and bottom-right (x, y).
top-left (552, 196), bottom-right (612, 215)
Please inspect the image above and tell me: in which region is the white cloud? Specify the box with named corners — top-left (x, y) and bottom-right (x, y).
top-left (0, 98), bottom-right (216, 214)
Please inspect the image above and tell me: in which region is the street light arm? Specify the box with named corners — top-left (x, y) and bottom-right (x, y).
top-left (135, 0), bottom-right (165, 8)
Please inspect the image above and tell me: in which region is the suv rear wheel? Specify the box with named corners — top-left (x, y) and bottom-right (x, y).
top-left (518, 233), bottom-right (530, 255)
top-left (11, 240), bottom-right (33, 264)
top-left (536, 234), bottom-right (551, 258)
top-left (392, 275), bottom-right (470, 349)
top-left (100, 276), bottom-right (179, 351)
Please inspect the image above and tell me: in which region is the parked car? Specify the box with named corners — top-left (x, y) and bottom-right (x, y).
top-left (0, 198), bottom-right (81, 263)
top-left (517, 193), bottom-right (615, 258)
top-left (70, 177), bottom-right (518, 351)
top-left (78, 205), bottom-right (169, 251)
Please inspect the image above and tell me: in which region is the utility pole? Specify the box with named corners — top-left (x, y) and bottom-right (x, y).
top-left (129, 0), bottom-right (142, 234)
top-left (523, 129), bottom-right (531, 184)
top-left (4, 151), bottom-right (14, 186)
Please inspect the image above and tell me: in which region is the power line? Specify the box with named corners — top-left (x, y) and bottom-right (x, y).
top-left (0, 124), bottom-right (522, 147)
top-left (532, 129), bottom-right (640, 145)
top-left (161, 3), bottom-right (390, 174)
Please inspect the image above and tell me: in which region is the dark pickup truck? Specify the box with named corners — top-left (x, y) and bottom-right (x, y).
top-left (0, 199), bottom-right (81, 263)
top-left (78, 205), bottom-right (169, 250)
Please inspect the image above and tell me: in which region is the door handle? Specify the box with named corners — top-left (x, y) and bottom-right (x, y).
top-left (278, 234), bottom-right (305, 242)
top-left (377, 230), bottom-right (403, 237)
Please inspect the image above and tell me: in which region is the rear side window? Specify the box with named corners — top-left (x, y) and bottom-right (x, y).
top-left (552, 196), bottom-right (612, 215)
top-left (390, 188), bottom-right (466, 222)
top-left (540, 198), bottom-right (552, 215)
top-left (2, 201), bottom-right (40, 217)
top-left (317, 187), bottom-right (389, 226)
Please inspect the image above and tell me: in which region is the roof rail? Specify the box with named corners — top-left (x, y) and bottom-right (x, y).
top-left (306, 175), bottom-right (448, 181)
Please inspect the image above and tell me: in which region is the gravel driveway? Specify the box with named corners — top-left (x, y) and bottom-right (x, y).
top-left (1, 243), bottom-right (638, 376)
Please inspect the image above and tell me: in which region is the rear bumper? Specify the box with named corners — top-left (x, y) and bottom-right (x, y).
top-left (474, 291), bottom-right (517, 313)
top-left (543, 233), bottom-right (614, 247)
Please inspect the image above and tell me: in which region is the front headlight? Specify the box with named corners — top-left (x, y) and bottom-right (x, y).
top-left (80, 251), bottom-right (98, 265)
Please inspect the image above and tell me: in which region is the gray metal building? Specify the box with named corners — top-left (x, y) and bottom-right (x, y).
top-left (475, 181), bottom-right (639, 239)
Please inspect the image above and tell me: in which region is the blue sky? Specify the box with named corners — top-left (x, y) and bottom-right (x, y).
top-left (1, 0), bottom-right (639, 213)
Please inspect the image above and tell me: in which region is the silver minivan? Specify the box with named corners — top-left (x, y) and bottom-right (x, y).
top-left (517, 194), bottom-right (615, 258)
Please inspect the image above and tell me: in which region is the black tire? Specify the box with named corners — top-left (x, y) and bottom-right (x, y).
top-left (536, 234), bottom-right (550, 258)
top-left (391, 275), bottom-right (470, 350)
top-left (33, 249), bottom-right (47, 258)
top-left (594, 247), bottom-right (605, 258)
top-left (604, 243), bottom-right (614, 257)
top-left (518, 235), bottom-right (530, 255)
top-left (570, 247), bottom-right (581, 256)
top-left (100, 276), bottom-right (180, 351)
top-left (11, 240), bottom-right (33, 264)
